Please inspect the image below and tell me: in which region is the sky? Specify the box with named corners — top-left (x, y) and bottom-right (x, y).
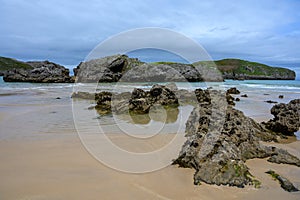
top-left (1, 0), bottom-right (300, 74)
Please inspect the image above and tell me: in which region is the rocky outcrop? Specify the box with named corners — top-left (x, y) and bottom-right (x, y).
top-left (263, 99), bottom-right (300, 136)
top-left (128, 85), bottom-right (179, 114)
top-left (121, 62), bottom-right (224, 82)
top-left (74, 55), bottom-right (143, 82)
top-left (3, 61), bottom-right (73, 83)
top-left (173, 95), bottom-right (300, 187)
top-left (266, 170), bottom-right (299, 192)
top-left (0, 56), bottom-right (33, 76)
top-left (214, 59), bottom-right (296, 80)
top-left (72, 85), bottom-right (179, 115)
top-left (74, 55), bottom-right (224, 82)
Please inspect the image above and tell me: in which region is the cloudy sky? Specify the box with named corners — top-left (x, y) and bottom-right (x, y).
top-left (1, 0), bottom-right (300, 71)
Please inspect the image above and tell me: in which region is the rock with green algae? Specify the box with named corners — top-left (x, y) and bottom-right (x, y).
top-left (173, 95), bottom-right (300, 188)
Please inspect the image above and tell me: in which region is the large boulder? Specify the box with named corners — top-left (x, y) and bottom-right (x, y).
top-left (263, 99), bottom-right (300, 136)
top-left (3, 61), bottom-right (73, 83)
top-left (173, 97), bottom-right (300, 187)
top-left (74, 55), bottom-right (143, 82)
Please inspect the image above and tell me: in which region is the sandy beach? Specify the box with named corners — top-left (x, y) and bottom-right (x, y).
top-left (0, 135), bottom-right (299, 200)
top-left (0, 82), bottom-right (300, 199)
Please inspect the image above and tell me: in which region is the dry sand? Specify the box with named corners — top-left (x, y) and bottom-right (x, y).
top-left (0, 135), bottom-right (299, 200)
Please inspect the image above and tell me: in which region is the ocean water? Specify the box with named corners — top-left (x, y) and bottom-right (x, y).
top-left (0, 77), bottom-right (299, 140)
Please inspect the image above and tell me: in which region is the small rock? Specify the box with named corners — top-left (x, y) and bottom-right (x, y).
top-left (266, 170), bottom-right (299, 192)
top-left (241, 94), bottom-right (248, 98)
top-left (265, 100), bottom-right (278, 104)
top-left (235, 98), bottom-right (240, 101)
top-left (279, 95), bottom-right (284, 99)
top-left (56, 97), bottom-right (61, 99)
top-left (227, 87), bottom-right (240, 94)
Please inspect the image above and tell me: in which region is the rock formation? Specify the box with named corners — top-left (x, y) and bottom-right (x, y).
top-left (173, 94), bottom-right (300, 188)
top-left (226, 87), bottom-right (240, 94)
top-left (263, 99), bottom-right (300, 136)
top-left (74, 55), bottom-right (143, 82)
top-left (74, 55), bottom-right (224, 83)
top-left (3, 60), bottom-right (73, 83)
top-left (266, 170), bottom-right (299, 192)
top-left (213, 59), bottom-right (296, 80)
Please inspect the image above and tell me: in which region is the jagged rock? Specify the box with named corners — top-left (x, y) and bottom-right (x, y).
top-left (267, 148), bottom-right (300, 166)
top-left (129, 85), bottom-right (179, 114)
top-left (73, 85), bottom-right (179, 115)
top-left (227, 87), bottom-right (240, 94)
top-left (263, 99), bottom-right (300, 136)
top-left (173, 97), bottom-right (299, 187)
top-left (266, 170), bottom-right (299, 192)
top-left (3, 60), bottom-right (73, 83)
top-left (75, 54), bottom-right (143, 82)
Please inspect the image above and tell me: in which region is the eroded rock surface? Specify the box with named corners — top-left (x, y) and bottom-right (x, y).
top-left (173, 97), bottom-right (300, 187)
top-left (3, 61), bottom-right (73, 83)
top-left (263, 99), bottom-right (300, 136)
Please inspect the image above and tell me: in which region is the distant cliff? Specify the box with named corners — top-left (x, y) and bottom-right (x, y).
top-left (0, 57), bottom-right (33, 76)
top-left (1, 57), bottom-right (73, 83)
top-left (213, 59), bottom-right (296, 80)
top-left (1, 55), bottom-right (296, 83)
top-left (74, 55), bottom-right (224, 82)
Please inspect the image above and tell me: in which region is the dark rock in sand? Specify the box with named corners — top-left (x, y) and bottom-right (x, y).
top-left (263, 99), bottom-right (300, 136)
top-left (3, 61), bottom-right (73, 83)
top-left (173, 95), bottom-right (300, 187)
top-left (235, 98), bottom-right (240, 101)
top-left (265, 100), bottom-right (278, 104)
top-left (266, 170), bottom-right (299, 192)
top-left (241, 94), bottom-right (248, 98)
top-left (279, 95), bottom-right (284, 99)
top-left (227, 87), bottom-right (240, 94)
top-left (129, 85), bottom-right (179, 114)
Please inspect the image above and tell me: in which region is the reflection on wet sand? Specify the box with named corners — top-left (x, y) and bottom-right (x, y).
top-left (97, 104), bottom-right (180, 125)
